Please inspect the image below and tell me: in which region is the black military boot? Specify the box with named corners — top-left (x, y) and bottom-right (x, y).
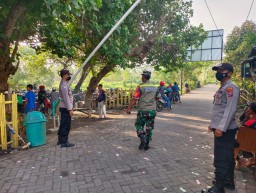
top-left (144, 140), bottom-right (150, 151)
top-left (138, 134), bottom-right (145, 150)
top-left (212, 178), bottom-right (235, 190)
top-left (201, 186), bottom-right (225, 193)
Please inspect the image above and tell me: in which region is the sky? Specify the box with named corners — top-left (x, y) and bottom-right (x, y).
top-left (190, 0), bottom-right (256, 41)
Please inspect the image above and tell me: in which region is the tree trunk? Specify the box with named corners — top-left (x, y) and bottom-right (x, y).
top-left (73, 63), bottom-right (91, 93)
top-left (0, 73), bottom-right (9, 93)
top-left (0, 0), bottom-right (26, 93)
top-left (84, 64), bottom-right (115, 109)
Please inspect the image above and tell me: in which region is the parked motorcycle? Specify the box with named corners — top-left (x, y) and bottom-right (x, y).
top-left (39, 98), bottom-right (52, 117)
top-left (172, 93), bottom-right (179, 103)
top-left (196, 81), bottom-right (201, 88)
top-left (185, 87), bottom-right (190, 94)
top-left (156, 98), bottom-right (172, 112)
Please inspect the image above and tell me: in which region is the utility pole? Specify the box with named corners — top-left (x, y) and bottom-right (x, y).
top-left (69, 0), bottom-right (143, 86)
top-left (180, 68), bottom-right (183, 95)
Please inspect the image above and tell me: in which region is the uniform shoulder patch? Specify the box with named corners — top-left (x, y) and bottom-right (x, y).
top-left (226, 87), bottom-right (233, 97)
top-left (133, 86), bottom-right (141, 99)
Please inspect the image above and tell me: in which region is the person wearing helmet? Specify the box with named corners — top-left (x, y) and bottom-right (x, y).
top-left (50, 87), bottom-right (59, 103)
top-left (172, 82), bottom-right (181, 103)
top-left (126, 70), bottom-right (160, 151)
top-left (57, 69), bottom-right (75, 148)
top-left (158, 81), bottom-right (171, 110)
top-left (202, 63), bottom-right (240, 193)
top-left (185, 82), bottom-right (190, 93)
top-left (38, 85), bottom-right (47, 110)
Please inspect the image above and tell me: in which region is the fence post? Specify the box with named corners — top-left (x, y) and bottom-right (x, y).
top-left (11, 94), bottom-right (18, 148)
top-left (120, 89), bottom-right (123, 108)
top-left (0, 94), bottom-right (7, 150)
top-left (116, 89), bottom-right (120, 108)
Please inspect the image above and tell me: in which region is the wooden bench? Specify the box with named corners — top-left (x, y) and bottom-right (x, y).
top-left (234, 126), bottom-right (256, 179)
top-left (235, 126), bottom-right (256, 158)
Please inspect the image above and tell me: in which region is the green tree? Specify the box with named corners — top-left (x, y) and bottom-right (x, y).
top-left (40, 0), bottom-right (206, 107)
top-left (224, 20), bottom-right (256, 91)
top-left (8, 46), bottom-right (55, 89)
top-left (0, 0), bottom-right (101, 93)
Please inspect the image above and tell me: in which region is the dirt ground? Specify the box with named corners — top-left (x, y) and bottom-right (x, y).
top-left (45, 110), bottom-right (128, 133)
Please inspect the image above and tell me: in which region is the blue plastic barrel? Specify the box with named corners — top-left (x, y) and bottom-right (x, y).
top-left (23, 111), bottom-right (47, 147)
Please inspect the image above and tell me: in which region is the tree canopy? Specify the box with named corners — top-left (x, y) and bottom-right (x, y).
top-left (0, 0), bottom-right (102, 92)
top-left (224, 20), bottom-right (256, 91)
top-left (1, 0), bottom-right (206, 97)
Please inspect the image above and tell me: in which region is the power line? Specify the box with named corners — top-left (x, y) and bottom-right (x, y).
top-left (204, 0), bottom-right (222, 40)
top-left (246, 0), bottom-right (255, 21)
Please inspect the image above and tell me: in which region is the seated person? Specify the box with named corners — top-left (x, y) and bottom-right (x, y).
top-left (165, 87), bottom-right (173, 109)
top-left (172, 82), bottom-right (181, 103)
top-left (243, 102), bottom-right (256, 128)
top-left (158, 81), bottom-right (171, 110)
top-left (237, 101), bottom-right (256, 167)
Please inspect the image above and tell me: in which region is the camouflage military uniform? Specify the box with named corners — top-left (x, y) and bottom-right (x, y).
top-left (135, 110), bottom-right (156, 141)
top-left (133, 82), bottom-right (159, 143)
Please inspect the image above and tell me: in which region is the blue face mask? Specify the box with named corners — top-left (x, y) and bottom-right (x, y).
top-left (215, 72), bottom-right (228, 81)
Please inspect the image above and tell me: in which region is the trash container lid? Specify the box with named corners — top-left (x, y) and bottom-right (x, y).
top-left (23, 111), bottom-right (47, 125)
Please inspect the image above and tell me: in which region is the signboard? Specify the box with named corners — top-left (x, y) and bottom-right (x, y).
top-left (187, 29), bottom-right (224, 61)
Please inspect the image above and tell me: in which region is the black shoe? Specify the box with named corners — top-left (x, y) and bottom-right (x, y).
top-left (202, 187), bottom-right (225, 193)
top-left (212, 178), bottom-right (235, 190)
top-left (61, 142), bottom-right (75, 148)
top-left (144, 141), bottom-right (150, 151)
top-left (138, 134), bottom-right (145, 150)
top-left (57, 135), bottom-right (65, 145)
top-left (57, 141), bottom-right (70, 145)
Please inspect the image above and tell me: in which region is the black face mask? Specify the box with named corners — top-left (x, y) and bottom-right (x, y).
top-left (67, 76), bottom-right (71, 81)
top-left (215, 72), bottom-right (228, 81)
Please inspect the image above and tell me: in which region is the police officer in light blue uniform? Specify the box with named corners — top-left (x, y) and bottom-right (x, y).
top-left (57, 69), bottom-right (75, 148)
top-left (202, 63), bottom-right (240, 193)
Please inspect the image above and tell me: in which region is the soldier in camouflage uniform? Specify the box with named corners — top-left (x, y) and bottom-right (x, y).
top-left (126, 70), bottom-right (159, 150)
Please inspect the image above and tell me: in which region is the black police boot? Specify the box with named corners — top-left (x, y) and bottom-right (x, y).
top-left (61, 142), bottom-right (75, 148)
top-left (138, 134), bottom-right (145, 150)
top-left (212, 178), bottom-right (235, 190)
top-left (61, 136), bottom-right (75, 148)
top-left (201, 186), bottom-right (225, 193)
top-left (57, 135), bottom-right (63, 145)
top-left (224, 178), bottom-right (235, 190)
top-left (144, 140), bottom-right (150, 151)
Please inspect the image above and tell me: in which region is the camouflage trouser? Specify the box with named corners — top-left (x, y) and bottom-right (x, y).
top-left (135, 110), bottom-right (156, 141)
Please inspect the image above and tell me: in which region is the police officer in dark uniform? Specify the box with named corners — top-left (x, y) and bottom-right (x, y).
top-left (202, 63), bottom-right (240, 193)
top-left (57, 69), bottom-right (75, 148)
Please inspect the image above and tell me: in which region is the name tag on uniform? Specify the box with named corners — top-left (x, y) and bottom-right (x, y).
top-left (214, 90), bottom-right (222, 105)
top-left (145, 87), bottom-right (157, 92)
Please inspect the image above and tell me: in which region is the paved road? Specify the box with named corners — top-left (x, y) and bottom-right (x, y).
top-left (0, 84), bottom-right (255, 193)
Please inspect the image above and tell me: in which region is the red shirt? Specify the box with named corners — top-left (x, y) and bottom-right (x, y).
top-left (244, 118), bottom-right (256, 129)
